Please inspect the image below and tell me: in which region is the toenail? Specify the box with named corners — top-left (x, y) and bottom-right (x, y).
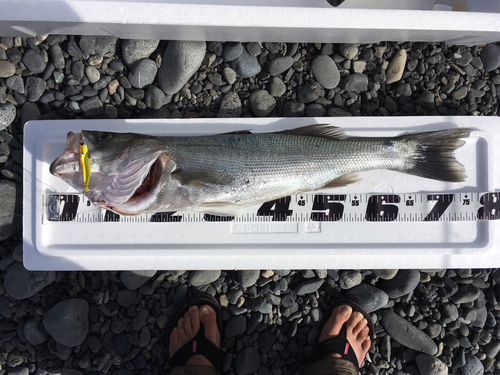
top-left (353, 311), bottom-right (362, 318)
top-left (340, 305), bottom-right (351, 315)
top-left (363, 326), bottom-right (369, 333)
top-left (201, 307), bottom-right (210, 315)
top-left (190, 305), bottom-right (198, 312)
top-left (178, 317), bottom-right (184, 324)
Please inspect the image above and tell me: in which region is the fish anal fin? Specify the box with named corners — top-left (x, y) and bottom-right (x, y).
top-left (322, 173), bottom-right (360, 189)
top-left (172, 170), bottom-right (234, 188)
top-left (198, 202), bottom-right (243, 216)
top-left (280, 124), bottom-right (347, 140)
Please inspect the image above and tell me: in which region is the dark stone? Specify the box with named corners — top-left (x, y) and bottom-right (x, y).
top-left (23, 49), bottom-right (46, 73)
top-left (43, 298), bottom-right (89, 347)
top-left (343, 74), bottom-right (368, 92)
top-left (25, 77), bottom-right (46, 102)
top-left (80, 96), bottom-right (104, 117)
top-left (222, 42), bottom-right (243, 62)
top-left (235, 347), bottom-right (260, 375)
top-left (4, 262), bottom-right (56, 299)
top-left (230, 48), bottom-right (262, 78)
top-left (345, 283), bottom-right (389, 313)
top-left (381, 309), bottom-right (437, 355)
top-left (378, 269), bottom-right (420, 298)
top-left (480, 43), bottom-right (500, 72)
top-left (0, 180), bottom-right (22, 240)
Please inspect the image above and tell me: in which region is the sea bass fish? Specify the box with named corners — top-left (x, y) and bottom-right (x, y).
top-left (49, 125), bottom-right (471, 216)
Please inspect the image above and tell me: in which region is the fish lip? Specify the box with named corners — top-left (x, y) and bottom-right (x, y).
top-left (49, 151), bottom-right (79, 176)
top-left (50, 131), bottom-right (82, 176)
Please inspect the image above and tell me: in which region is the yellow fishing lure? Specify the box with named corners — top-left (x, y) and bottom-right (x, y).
top-left (79, 140), bottom-right (91, 193)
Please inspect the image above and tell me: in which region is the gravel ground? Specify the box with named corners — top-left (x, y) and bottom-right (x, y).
top-left (0, 36), bottom-right (500, 375)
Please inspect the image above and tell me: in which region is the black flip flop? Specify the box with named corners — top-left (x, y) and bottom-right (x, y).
top-left (167, 294), bottom-right (223, 372)
top-left (308, 299), bottom-right (375, 369)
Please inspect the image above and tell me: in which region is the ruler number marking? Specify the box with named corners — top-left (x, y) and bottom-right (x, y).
top-left (257, 196), bottom-right (293, 221)
top-left (424, 194), bottom-right (454, 221)
top-left (477, 193), bottom-right (500, 220)
top-left (310, 194), bottom-right (346, 222)
top-left (365, 195), bottom-right (400, 222)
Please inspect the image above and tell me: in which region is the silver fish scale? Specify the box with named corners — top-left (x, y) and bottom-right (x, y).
top-left (157, 133), bottom-right (400, 209)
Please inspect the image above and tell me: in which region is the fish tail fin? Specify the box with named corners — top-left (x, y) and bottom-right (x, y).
top-left (397, 128), bottom-right (472, 182)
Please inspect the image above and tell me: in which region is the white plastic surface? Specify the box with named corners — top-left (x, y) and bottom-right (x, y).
top-left (1, 1), bottom-right (500, 44)
top-left (23, 117), bottom-right (500, 270)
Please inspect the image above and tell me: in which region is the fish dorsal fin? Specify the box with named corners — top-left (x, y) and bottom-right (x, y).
top-left (322, 172), bottom-right (360, 189)
top-left (280, 124), bottom-right (347, 140)
top-left (171, 169), bottom-right (234, 188)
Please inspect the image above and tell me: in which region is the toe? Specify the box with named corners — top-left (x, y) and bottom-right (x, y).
top-left (189, 305), bottom-right (200, 334)
top-left (352, 318), bottom-right (368, 337)
top-left (177, 317), bottom-right (186, 339)
top-left (199, 305), bottom-right (220, 348)
top-left (361, 337), bottom-right (371, 352)
top-left (319, 304), bottom-right (352, 343)
top-left (169, 327), bottom-right (178, 352)
top-left (183, 314), bottom-right (193, 334)
top-left (346, 311), bottom-right (363, 332)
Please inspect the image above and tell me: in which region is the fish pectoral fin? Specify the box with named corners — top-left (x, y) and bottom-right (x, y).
top-left (322, 173), bottom-right (361, 189)
top-left (171, 169), bottom-right (234, 188)
top-left (280, 124), bottom-right (347, 140)
top-left (198, 202), bottom-right (243, 216)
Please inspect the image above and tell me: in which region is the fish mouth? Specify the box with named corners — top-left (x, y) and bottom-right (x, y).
top-left (104, 153), bottom-right (167, 215)
top-left (128, 155), bottom-right (163, 203)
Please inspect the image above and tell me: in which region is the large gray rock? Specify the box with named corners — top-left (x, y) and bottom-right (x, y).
top-left (296, 279), bottom-right (324, 296)
top-left (128, 58), bottom-right (157, 89)
top-left (480, 43), bottom-right (500, 72)
top-left (235, 347), bottom-right (261, 375)
top-left (229, 48), bottom-right (261, 78)
top-left (0, 60), bottom-right (15, 78)
top-left (238, 270), bottom-right (260, 288)
top-left (158, 41), bottom-right (206, 94)
top-left (461, 355), bottom-right (484, 375)
top-left (311, 55), bottom-right (340, 89)
top-left (378, 269), bottom-right (420, 298)
top-left (345, 283), bottom-right (389, 313)
top-left (24, 317), bottom-right (49, 345)
top-left (381, 309), bottom-right (437, 355)
top-left (189, 270), bottom-right (221, 287)
top-left (120, 270), bottom-right (157, 290)
top-left (218, 92), bottom-right (242, 118)
top-left (43, 298), bottom-right (89, 347)
top-left (0, 180), bottom-right (22, 240)
top-left (415, 353), bottom-right (448, 375)
top-left (122, 39), bottom-right (160, 65)
top-left (0, 102), bottom-right (16, 130)
top-left (79, 35), bottom-right (117, 57)
top-left (249, 89), bottom-right (276, 117)
top-left (4, 262), bottom-right (56, 299)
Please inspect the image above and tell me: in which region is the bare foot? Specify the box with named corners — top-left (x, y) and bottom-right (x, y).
top-left (318, 304), bottom-right (371, 367)
top-left (169, 304), bottom-right (220, 367)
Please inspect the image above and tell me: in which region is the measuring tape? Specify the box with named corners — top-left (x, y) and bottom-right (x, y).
top-left (43, 191), bottom-right (500, 223)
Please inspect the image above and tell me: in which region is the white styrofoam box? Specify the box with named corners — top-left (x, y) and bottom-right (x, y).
top-left (23, 117), bottom-right (500, 271)
top-left (0, 0), bottom-right (499, 44)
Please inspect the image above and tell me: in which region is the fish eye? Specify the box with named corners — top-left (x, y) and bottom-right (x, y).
top-left (99, 132), bottom-right (112, 141)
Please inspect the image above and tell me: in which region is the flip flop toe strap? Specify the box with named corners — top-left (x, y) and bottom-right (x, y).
top-left (169, 329), bottom-right (222, 372)
top-left (309, 336), bottom-right (359, 369)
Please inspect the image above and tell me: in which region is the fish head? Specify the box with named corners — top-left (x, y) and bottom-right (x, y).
top-left (50, 130), bottom-right (171, 215)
